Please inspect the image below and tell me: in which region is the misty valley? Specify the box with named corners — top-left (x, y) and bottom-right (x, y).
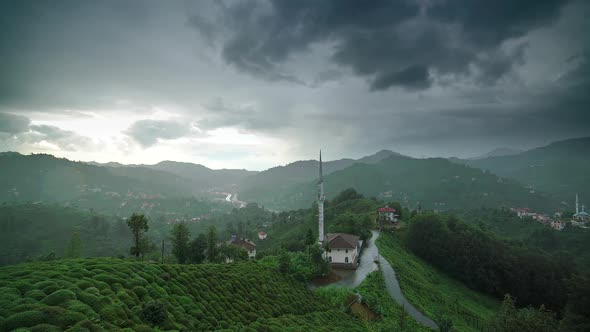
top-left (0, 137), bottom-right (589, 331)
top-left (2, 0), bottom-right (590, 331)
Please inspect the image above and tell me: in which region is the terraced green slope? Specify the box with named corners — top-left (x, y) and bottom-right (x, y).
top-left (0, 259), bottom-right (366, 331)
top-left (377, 232), bottom-right (499, 332)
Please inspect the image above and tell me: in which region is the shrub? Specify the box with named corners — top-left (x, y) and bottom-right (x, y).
top-left (41, 289), bottom-right (77, 306)
top-left (25, 290), bottom-right (47, 301)
top-left (30, 323), bottom-right (63, 331)
top-left (99, 304), bottom-right (127, 323)
top-left (132, 324), bottom-right (153, 332)
top-left (65, 300), bottom-right (98, 319)
top-left (141, 302), bottom-right (167, 327)
top-left (132, 286), bottom-right (148, 300)
top-left (76, 292), bottom-right (100, 311)
top-left (1, 310), bottom-right (47, 330)
top-left (12, 282), bottom-right (35, 295)
top-left (85, 287), bottom-right (100, 295)
top-left (40, 306), bottom-right (86, 329)
top-left (75, 281), bottom-right (93, 290)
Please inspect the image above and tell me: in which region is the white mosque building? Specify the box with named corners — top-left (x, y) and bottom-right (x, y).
top-left (317, 151), bottom-right (362, 269)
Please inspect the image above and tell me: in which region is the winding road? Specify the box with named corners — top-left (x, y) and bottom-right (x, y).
top-left (310, 230), bottom-right (438, 329)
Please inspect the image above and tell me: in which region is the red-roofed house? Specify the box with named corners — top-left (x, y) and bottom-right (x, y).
top-left (378, 206), bottom-right (398, 222)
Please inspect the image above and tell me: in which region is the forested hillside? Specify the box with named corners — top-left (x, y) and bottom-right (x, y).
top-left (0, 153), bottom-right (194, 203)
top-left (0, 259), bottom-right (367, 331)
top-left (396, 212), bottom-right (590, 331)
top-left (0, 202), bottom-right (236, 266)
top-left (461, 136), bottom-right (590, 206)
top-left (238, 150), bottom-right (400, 203)
top-left (240, 155), bottom-right (558, 212)
top-left (91, 160), bottom-right (257, 192)
top-left (0, 204), bottom-right (130, 266)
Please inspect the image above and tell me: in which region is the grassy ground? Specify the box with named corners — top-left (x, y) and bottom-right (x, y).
top-left (377, 231), bottom-right (499, 332)
top-left (0, 258), bottom-right (368, 331)
top-left (355, 271), bottom-right (433, 332)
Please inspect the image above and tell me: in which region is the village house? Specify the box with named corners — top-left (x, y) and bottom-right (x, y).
top-left (324, 233), bottom-right (362, 269)
top-left (227, 235), bottom-right (257, 259)
top-left (378, 206), bottom-right (398, 222)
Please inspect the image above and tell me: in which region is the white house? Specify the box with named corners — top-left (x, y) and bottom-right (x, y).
top-left (324, 233), bottom-right (361, 269)
top-left (227, 235), bottom-right (257, 259)
top-left (378, 206), bottom-right (398, 222)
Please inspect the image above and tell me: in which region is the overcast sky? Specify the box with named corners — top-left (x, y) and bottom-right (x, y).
top-left (1, 0), bottom-right (589, 170)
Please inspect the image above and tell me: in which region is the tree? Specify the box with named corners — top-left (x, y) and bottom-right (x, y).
top-left (308, 244), bottom-right (330, 276)
top-left (66, 231), bottom-right (82, 258)
top-left (489, 294), bottom-right (558, 332)
top-left (305, 228), bottom-right (315, 246)
top-left (278, 250), bottom-right (290, 274)
top-left (127, 213), bottom-right (149, 259)
top-left (206, 225), bottom-right (219, 263)
top-left (188, 233), bottom-right (207, 264)
top-left (170, 222), bottom-right (191, 264)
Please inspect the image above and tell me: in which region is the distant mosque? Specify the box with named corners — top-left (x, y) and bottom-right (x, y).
top-left (574, 194), bottom-right (590, 223)
top-left (317, 151), bottom-right (362, 269)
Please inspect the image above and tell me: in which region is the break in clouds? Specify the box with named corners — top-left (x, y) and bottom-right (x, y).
top-left (0, 0), bottom-right (589, 168)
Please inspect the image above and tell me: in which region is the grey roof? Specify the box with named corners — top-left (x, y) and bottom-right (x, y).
top-left (325, 233), bottom-right (359, 249)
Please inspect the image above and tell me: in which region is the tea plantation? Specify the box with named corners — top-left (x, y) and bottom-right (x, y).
top-left (0, 259), bottom-right (367, 331)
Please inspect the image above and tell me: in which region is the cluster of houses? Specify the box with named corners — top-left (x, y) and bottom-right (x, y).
top-left (511, 208), bottom-right (566, 230)
top-left (511, 195), bottom-right (590, 230)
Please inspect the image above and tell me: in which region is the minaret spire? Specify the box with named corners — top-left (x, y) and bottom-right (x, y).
top-left (576, 194), bottom-right (579, 214)
top-left (318, 150), bottom-right (325, 244)
top-left (319, 150), bottom-right (323, 182)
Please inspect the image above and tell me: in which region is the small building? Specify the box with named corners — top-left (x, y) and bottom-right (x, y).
top-left (511, 208), bottom-right (534, 218)
top-left (378, 206), bottom-right (398, 222)
top-left (324, 233), bottom-right (362, 269)
top-left (257, 231), bottom-right (268, 240)
top-left (574, 211), bottom-right (590, 223)
top-left (227, 235), bottom-right (257, 259)
top-left (573, 194), bottom-right (590, 223)
top-left (550, 220), bottom-right (566, 230)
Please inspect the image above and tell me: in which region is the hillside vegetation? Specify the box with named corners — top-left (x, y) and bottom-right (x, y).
top-left (241, 155), bottom-right (557, 212)
top-left (0, 259), bottom-right (367, 331)
top-left (377, 231), bottom-right (499, 332)
top-left (463, 136), bottom-right (590, 205)
top-left (0, 204), bottom-right (130, 266)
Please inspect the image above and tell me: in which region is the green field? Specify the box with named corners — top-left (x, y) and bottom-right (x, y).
top-left (355, 271), bottom-right (432, 332)
top-left (377, 231), bottom-right (499, 332)
top-left (0, 259), bottom-right (368, 331)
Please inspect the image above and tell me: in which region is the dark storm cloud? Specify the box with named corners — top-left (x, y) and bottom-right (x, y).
top-left (125, 119), bottom-right (192, 148)
top-left (192, 0), bottom-right (571, 90)
top-left (0, 113), bottom-right (31, 134)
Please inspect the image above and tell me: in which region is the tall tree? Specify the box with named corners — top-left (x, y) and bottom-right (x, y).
top-left (188, 233), bottom-right (207, 264)
top-left (305, 228), bottom-right (315, 246)
top-left (278, 250), bottom-right (290, 274)
top-left (206, 225), bottom-right (218, 263)
top-left (170, 222), bottom-right (191, 264)
top-left (127, 213), bottom-right (149, 259)
top-left (66, 231), bottom-right (82, 258)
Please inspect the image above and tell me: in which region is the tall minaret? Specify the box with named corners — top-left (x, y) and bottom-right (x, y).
top-left (576, 194), bottom-right (580, 214)
top-left (318, 150), bottom-right (325, 244)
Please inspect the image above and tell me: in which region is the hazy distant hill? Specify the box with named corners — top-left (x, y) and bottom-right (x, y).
top-left (469, 147), bottom-right (524, 160)
top-left (238, 150), bottom-right (401, 201)
top-left (90, 160), bottom-right (257, 191)
top-left (0, 153), bottom-right (194, 203)
top-left (149, 160), bottom-right (257, 189)
top-left (240, 154), bottom-right (558, 212)
top-left (461, 136), bottom-right (590, 207)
